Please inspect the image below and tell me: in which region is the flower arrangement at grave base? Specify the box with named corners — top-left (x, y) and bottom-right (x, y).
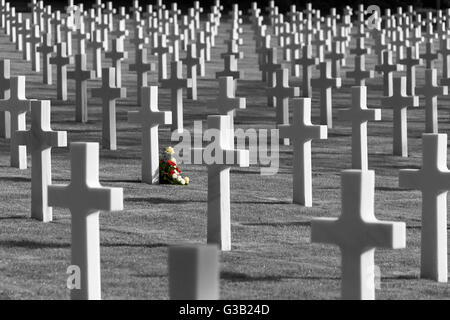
top-left (159, 146), bottom-right (190, 185)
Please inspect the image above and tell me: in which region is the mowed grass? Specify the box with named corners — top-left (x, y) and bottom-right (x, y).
top-left (0, 16), bottom-right (449, 300)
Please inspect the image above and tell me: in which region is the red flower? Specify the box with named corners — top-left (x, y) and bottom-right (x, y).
top-left (167, 160), bottom-right (176, 167)
top-left (169, 170), bottom-right (175, 175)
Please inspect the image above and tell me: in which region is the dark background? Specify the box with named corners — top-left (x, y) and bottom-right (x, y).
top-left (11, 0), bottom-right (448, 14)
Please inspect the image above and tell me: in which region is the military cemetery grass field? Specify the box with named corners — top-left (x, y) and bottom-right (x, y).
top-left (0, 16), bottom-right (449, 299)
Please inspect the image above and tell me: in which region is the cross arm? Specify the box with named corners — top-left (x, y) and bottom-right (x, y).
top-left (311, 217), bottom-right (339, 245)
top-left (47, 130), bottom-right (68, 148)
top-left (223, 149), bottom-right (250, 167)
top-left (306, 125), bottom-right (328, 140)
top-left (48, 184), bottom-right (71, 208)
top-left (155, 111), bottom-right (172, 126)
top-left (127, 110), bottom-right (141, 124)
top-left (86, 186), bottom-right (124, 212)
top-left (332, 78), bottom-right (342, 88)
top-left (398, 169), bottom-right (421, 190)
top-left (365, 221), bottom-right (406, 249)
top-left (278, 124), bottom-right (293, 140)
top-left (417, 85), bottom-right (448, 97)
top-left (15, 130), bottom-right (31, 147)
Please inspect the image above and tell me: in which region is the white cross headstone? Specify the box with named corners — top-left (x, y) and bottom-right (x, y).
top-left (374, 50), bottom-right (400, 97)
top-left (0, 59), bottom-right (11, 139)
top-left (186, 115), bottom-right (249, 250)
top-left (420, 41), bottom-right (438, 69)
top-left (182, 43), bottom-right (201, 100)
top-left (128, 86), bottom-right (171, 184)
top-left (16, 100), bottom-right (67, 222)
top-left (49, 42), bottom-right (73, 101)
top-left (152, 34), bottom-right (171, 81)
top-left (216, 76), bottom-right (246, 133)
top-left (105, 38), bottom-right (128, 87)
top-left (129, 48), bottom-right (156, 106)
top-left (295, 45), bottom-right (318, 98)
top-left (398, 47), bottom-right (422, 95)
top-left (381, 77), bottom-right (419, 157)
top-left (338, 86), bottom-right (381, 170)
top-left (279, 98), bottom-right (327, 206)
top-left (68, 49), bottom-right (95, 123)
top-left (0, 76), bottom-right (32, 169)
top-left (415, 68), bottom-right (448, 133)
top-left (37, 32), bottom-right (54, 85)
top-left (48, 142), bottom-right (123, 300)
top-left (160, 61), bottom-right (192, 133)
top-left (90, 29), bottom-right (103, 78)
top-left (27, 24), bottom-right (41, 72)
top-left (216, 54), bottom-right (242, 80)
top-left (92, 67), bottom-right (127, 150)
top-left (311, 169), bottom-right (406, 300)
top-left (267, 68), bottom-right (300, 145)
top-left (346, 55), bottom-right (374, 86)
top-left (399, 133), bottom-right (449, 283)
top-left (311, 61), bottom-right (341, 128)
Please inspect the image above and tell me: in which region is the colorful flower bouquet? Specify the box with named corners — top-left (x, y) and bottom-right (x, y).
top-left (159, 146), bottom-right (190, 185)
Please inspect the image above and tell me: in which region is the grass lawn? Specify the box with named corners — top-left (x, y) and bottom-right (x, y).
top-left (0, 17), bottom-right (449, 300)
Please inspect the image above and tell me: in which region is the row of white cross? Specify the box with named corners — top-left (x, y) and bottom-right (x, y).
top-left (0, 0), bottom-right (448, 300)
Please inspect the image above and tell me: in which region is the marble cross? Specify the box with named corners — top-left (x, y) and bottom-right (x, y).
top-left (216, 54), bottom-right (242, 80)
top-left (68, 50), bottom-right (95, 123)
top-left (49, 42), bottom-right (73, 101)
top-left (415, 69), bottom-right (448, 133)
top-left (399, 133), bottom-right (449, 283)
top-left (420, 41), bottom-right (438, 69)
top-left (311, 170), bottom-right (406, 299)
top-left (380, 77), bottom-right (419, 157)
top-left (338, 86), bottom-right (381, 170)
top-left (398, 46), bottom-right (422, 95)
top-left (36, 32), bottom-right (54, 85)
top-left (16, 100), bottom-right (67, 222)
top-left (325, 40), bottom-right (344, 78)
top-left (27, 24), bottom-right (41, 72)
top-left (90, 29), bottom-right (103, 78)
top-left (311, 61), bottom-right (342, 128)
top-left (438, 38), bottom-right (450, 81)
top-left (105, 38), bottom-right (128, 87)
top-left (267, 68), bottom-right (300, 145)
top-left (128, 86), bottom-right (171, 184)
top-left (374, 50), bottom-right (400, 97)
top-left (181, 43), bottom-right (201, 100)
top-left (48, 142), bottom-right (123, 300)
top-left (160, 61), bottom-right (192, 133)
top-left (346, 55), bottom-right (374, 86)
top-left (203, 115), bottom-right (249, 250)
top-left (152, 34), bottom-right (171, 81)
top-left (92, 67), bottom-right (127, 150)
top-left (129, 47), bottom-right (156, 106)
top-left (295, 45), bottom-right (318, 98)
top-left (216, 76), bottom-right (246, 132)
top-left (279, 98), bottom-right (327, 206)
top-left (0, 76), bottom-right (32, 169)
top-left (0, 59), bottom-right (11, 139)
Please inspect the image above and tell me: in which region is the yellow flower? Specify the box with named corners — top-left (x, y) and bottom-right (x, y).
top-left (184, 177), bottom-right (189, 184)
top-left (165, 146), bottom-right (175, 155)
top-left (170, 157), bottom-right (177, 164)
